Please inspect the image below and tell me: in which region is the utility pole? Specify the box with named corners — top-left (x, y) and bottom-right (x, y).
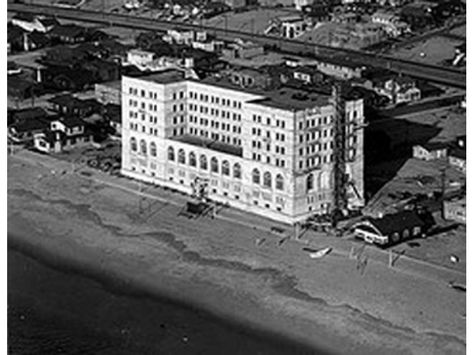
top-left (440, 165), bottom-right (446, 220)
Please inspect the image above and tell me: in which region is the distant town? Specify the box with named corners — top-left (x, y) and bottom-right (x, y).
top-left (7, 0), bottom-right (466, 353)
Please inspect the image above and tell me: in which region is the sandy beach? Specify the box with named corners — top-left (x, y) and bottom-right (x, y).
top-left (8, 149), bottom-right (466, 355)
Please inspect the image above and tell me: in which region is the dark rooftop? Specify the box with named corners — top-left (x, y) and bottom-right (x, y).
top-left (367, 210), bottom-right (425, 236)
top-left (172, 135), bottom-right (243, 157)
top-left (134, 69), bottom-right (186, 84)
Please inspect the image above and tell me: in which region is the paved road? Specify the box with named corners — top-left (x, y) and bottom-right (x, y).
top-left (7, 3), bottom-right (466, 88)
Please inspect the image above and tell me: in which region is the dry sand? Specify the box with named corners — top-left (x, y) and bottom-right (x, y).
top-left (8, 150), bottom-right (466, 355)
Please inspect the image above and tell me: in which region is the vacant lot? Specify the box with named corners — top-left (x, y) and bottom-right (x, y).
top-left (388, 35), bottom-right (464, 67)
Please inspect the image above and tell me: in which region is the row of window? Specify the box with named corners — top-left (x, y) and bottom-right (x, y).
top-left (129, 123), bottom-right (158, 136)
top-left (251, 153), bottom-right (287, 167)
top-left (189, 104), bottom-right (242, 121)
top-left (251, 141), bottom-right (286, 155)
top-left (189, 92), bottom-right (242, 109)
top-left (252, 114), bottom-right (287, 129)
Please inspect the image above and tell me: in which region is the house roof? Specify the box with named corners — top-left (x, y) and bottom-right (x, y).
top-left (10, 107), bottom-right (48, 122)
top-left (419, 141), bottom-right (448, 151)
top-left (366, 211), bottom-right (425, 236)
top-left (50, 24), bottom-right (85, 38)
top-left (12, 12), bottom-right (36, 22)
top-left (135, 69), bottom-right (186, 84)
top-left (10, 118), bottom-right (50, 133)
top-left (56, 116), bottom-right (85, 128)
top-left (316, 56), bottom-right (366, 70)
top-left (38, 17), bottom-right (59, 28)
top-left (28, 31), bottom-right (49, 46)
top-left (450, 146), bottom-right (466, 160)
top-left (8, 24), bottom-right (25, 42)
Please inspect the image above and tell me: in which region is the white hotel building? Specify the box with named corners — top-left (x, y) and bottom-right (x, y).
top-left (121, 69), bottom-right (365, 224)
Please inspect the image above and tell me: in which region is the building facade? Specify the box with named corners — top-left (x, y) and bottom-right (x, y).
top-left (121, 70), bottom-right (365, 224)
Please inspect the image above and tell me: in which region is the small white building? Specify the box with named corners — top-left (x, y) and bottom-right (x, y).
top-left (412, 142), bottom-right (448, 161)
top-left (34, 117), bottom-right (92, 153)
top-left (280, 15), bottom-right (308, 39)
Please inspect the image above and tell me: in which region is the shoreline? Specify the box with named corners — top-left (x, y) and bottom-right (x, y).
top-left (8, 213), bottom-right (336, 355)
top-left (7, 151), bottom-right (466, 355)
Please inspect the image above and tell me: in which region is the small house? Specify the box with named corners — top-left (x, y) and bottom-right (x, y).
top-left (443, 195), bottom-right (466, 224)
top-left (373, 75), bottom-right (420, 104)
top-left (412, 141), bottom-right (448, 161)
top-left (448, 137), bottom-right (466, 173)
top-left (352, 210), bottom-right (427, 246)
top-left (49, 24), bottom-right (86, 44)
top-left (8, 118), bottom-right (51, 143)
top-left (34, 117), bottom-right (93, 153)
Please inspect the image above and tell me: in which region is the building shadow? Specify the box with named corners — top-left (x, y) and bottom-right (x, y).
top-left (364, 114), bottom-right (442, 200)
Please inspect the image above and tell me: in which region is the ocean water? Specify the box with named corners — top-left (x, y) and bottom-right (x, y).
top-left (8, 239), bottom-right (331, 355)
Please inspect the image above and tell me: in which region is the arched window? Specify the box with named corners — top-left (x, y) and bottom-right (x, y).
top-left (168, 146), bottom-right (175, 161)
top-left (320, 171), bottom-right (330, 189)
top-left (276, 174), bottom-right (284, 190)
top-left (233, 163), bottom-right (241, 179)
top-left (263, 172), bottom-right (272, 188)
top-left (307, 174), bottom-right (314, 191)
top-left (140, 139), bottom-right (147, 155)
top-left (222, 160), bottom-right (230, 176)
top-left (200, 154), bottom-right (207, 170)
top-left (252, 168), bottom-right (260, 184)
top-left (130, 137), bottom-right (137, 152)
top-left (189, 152), bottom-right (196, 167)
top-left (211, 157), bottom-right (219, 173)
top-left (178, 149), bottom-right (185, 164)
top-left (150, 142), bottom-right (157, 157)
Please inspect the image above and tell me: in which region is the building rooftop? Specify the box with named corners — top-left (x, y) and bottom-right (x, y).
top-left (367, 210), bottom-right (425, 236)
top-left (199, 75), bottom-right (331, 111)
top-left (132, 69), bottom-right (186, 84)
top-left (172, 135), bottom-right (243, 157)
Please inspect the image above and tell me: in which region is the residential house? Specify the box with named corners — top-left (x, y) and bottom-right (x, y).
top-left (8, 117), bottom-right (51, 143)
top-left (452, 42), bottom-right (465, 66)
top-left (24, 31), bottom-right (50, 51)
top-left (373, 75), bottom-right (421, 104)
top-left (448, 136), bottom-right (466, 173)
top-left (223, 0), bottom-right (247, 8)
top-left (352, 210), bottom-right (427, 246)
top-left (48, 94), bottom-right (102, 117)
top-left (412, 141), bottom-right (448, 161)
top-left (222, 39), bottom-right (264, 60)
top-left (34, 117), bottom-right (93, 153)
top-left (8, 77), bottom-right (35, 101)
top-left (49, 24), bottom-right (86, 44)
top-left (11, 13), bottom-right (58, 33)
top-left (377, 0), bottom-right (407, 6)
top-left (83, 60), bottom-right (121, 82)
top-left (95, 80), bottom-right (121, 105)
top-left (302, 4), bottom-right (331, 22)
top-left (371, 11), bottom-right (409, 37)
top-left (314, 57), bottom-right (366, 79)
top-left (229, 67), bottom-right (273, 89)
top-left (42, 66), bottom-right (95, 91)
top-left (295, 0), bottom-right (313, 11)
top-left (8, 107), bottom-right (49, 126)
top-left (291, 65), bottom-right (325, 84)
top-left (7, 62), bottom-right (22, 76)
top-left (280, 15), bottom-right (308, 39)
top-left (8, 24), bottom-right (25, 54)
top-left (443, 195), bottom-right (466, 224)
top-left (202, 2), bottom-right (230, 18)
top-left (164, 28), bottom-right (195, 45)
top-left (400, 4), bottom-right (434, 30)
top-left (104, 103), bottom-right (122, 137)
